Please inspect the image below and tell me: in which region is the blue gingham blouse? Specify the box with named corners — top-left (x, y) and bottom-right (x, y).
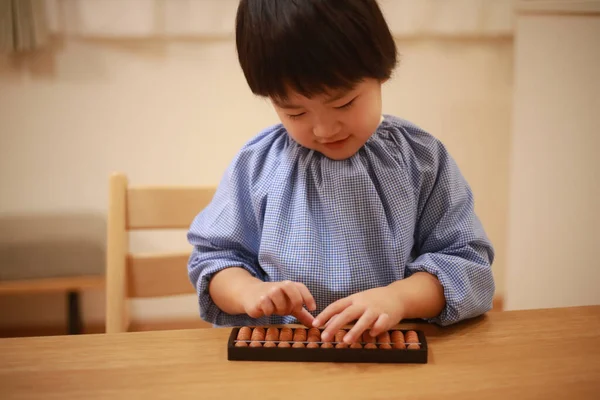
top-left (187, 115), bottom-right (495, 327)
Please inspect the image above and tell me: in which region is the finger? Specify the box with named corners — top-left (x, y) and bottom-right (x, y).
top-left (293, 308), bottom-right (315, 327)
top-left (313, 297), bottom-right (352, 328)
top-left (368, 313), bottom-right (392, 338)
top-left (293, 282), bottom-right (317, 311)
top-left (245, 301), bottom-right (263, 319)
top-left (320, 304), bottom-right (363, 343)
top-left (344, 310), bottom-right (379, 344)
top-left (324, 314), bottom-right (338, 327)
top-left (280, 282), bottom-right (304, 314)
top-left (268, 286), bottom-right (288, 314)
top-left (260, 295), bottom-right (275, 316)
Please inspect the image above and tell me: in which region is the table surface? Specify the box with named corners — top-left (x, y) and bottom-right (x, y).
top-left (1, 306), bottom-right (599, 400)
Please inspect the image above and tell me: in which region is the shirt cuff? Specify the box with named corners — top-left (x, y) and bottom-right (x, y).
top-left (193, 259), bottom-right (270, 326)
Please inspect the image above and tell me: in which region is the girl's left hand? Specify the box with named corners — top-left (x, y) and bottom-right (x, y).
top-left (312, 286), bottom-right (405, 344)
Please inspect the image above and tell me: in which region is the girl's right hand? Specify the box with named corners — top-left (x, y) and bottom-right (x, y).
top-left (243, 280), bottom-right (317, 327)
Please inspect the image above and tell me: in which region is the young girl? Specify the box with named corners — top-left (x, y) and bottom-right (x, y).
top-left (187, 0), bottom-right (495, 345)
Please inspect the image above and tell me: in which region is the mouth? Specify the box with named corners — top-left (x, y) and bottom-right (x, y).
top-left (320, 137), bottom-right (349, 147)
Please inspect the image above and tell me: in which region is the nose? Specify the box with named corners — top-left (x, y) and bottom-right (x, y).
top-left (313, 118), bottom-right (341, 139)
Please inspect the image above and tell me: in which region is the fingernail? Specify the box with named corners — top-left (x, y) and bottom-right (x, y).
top-left (312, 319), bottom-right (320, 327)
top-left (344, 335), bottom-right (352, 344)
top-left (321, 332), bottom-right (329, 341)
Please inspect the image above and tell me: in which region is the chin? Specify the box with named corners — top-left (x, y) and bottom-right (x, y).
top-left (299, 139), bottom-right (363, 161)
top-left (320, 148), bottom-right (359, 161)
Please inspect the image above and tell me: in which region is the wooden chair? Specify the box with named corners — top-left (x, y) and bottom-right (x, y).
top-left (105, 173), bottom-right (216, 333)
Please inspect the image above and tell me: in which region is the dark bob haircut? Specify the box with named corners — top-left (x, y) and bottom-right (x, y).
top-left (235, 0), bottom-right (397, 100)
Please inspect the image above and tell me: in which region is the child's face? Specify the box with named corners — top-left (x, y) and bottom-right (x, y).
top-left (271, 78), bottom-right (383, 160)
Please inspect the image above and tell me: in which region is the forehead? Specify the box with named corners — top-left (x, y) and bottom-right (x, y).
top-left (272, 84), bottom-right (357, 108)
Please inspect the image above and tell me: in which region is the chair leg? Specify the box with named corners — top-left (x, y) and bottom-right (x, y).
top-left (67, 291), bottom-right (82, 334)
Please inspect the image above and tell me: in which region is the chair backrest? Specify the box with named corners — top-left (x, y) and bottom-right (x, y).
top-left (105, 173), bottom-right (215, 333)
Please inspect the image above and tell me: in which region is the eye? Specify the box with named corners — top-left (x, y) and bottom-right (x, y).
top-left (287, 112), bottom-right (305, 120)
top-left (335, 97), bottom-right (357, 110)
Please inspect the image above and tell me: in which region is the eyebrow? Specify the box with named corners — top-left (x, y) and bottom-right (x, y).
top-left (273, 88), bottom-right (355, 110)
top-left (324, 91), bottom-right (352, 105)
top-left (272, 99), bottom-right (303, 110)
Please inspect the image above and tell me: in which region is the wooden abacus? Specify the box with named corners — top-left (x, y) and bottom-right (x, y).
top-left (227, 326), bottom-right (428, 363)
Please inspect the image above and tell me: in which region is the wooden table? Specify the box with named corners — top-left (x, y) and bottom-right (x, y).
top-left (1, 306), bottom-right (599, 399)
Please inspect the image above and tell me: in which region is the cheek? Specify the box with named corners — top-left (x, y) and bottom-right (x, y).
top-left (282, 120), bottom-right (314, 144)
top-left (346, 107), bottom-right (380, 138)
top-left (361, 95), bottom-right (382, 131)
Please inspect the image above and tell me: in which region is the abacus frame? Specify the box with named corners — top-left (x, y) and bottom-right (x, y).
top-left (227, 327), bottom-right (428, 364)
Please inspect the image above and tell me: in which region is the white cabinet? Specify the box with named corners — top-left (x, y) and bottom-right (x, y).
top-left (505, 1), bottom-right (600, 310)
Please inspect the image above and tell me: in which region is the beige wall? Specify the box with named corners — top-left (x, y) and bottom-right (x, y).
top-left (505, 11), bottom-right (600, 310)
top-left (0, 36), bottom-right (512, 329)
